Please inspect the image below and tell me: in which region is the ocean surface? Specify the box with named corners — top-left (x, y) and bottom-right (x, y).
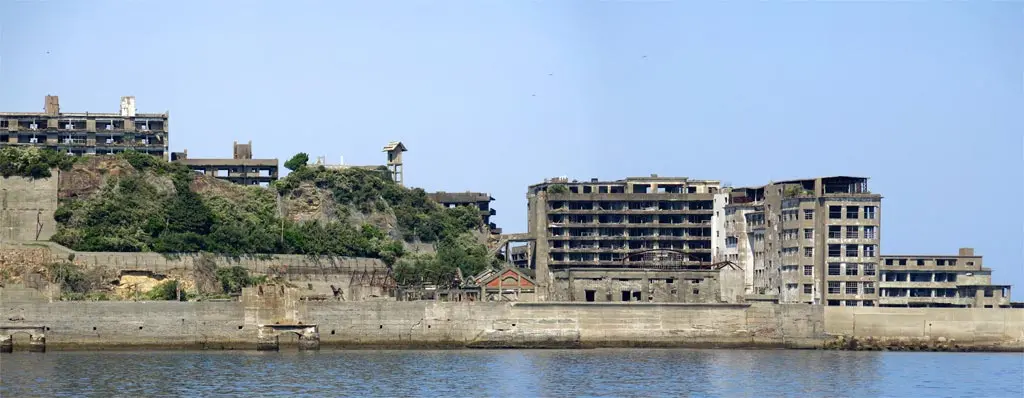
top-left (1, 349), bottom-right (1022, 397)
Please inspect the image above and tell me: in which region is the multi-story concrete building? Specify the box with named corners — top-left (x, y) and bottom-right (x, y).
top-left (525, 175), bottom-right (740, 303)
top-left (880, 248), bottom-right (1012, 308)
top-left (722, 176), bottom-right (882, 307)
top-left (427, 191), bottom-right (500, 234)
top-left (0, 95), bottom-right (168, 158)
top-left (171, 141), bottom-right (278, 186)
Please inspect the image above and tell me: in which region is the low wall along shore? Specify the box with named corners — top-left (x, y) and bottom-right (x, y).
top-left (3, 284), bottom-right (1023, 351)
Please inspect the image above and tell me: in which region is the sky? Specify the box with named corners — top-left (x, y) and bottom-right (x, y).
top-left (1, 1), bottom-right (1021, 297)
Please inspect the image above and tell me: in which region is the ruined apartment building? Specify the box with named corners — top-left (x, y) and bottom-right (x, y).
top-left (0, 95), bottom-right (168, 158)
top-left (171, 141), bottom-right (278, 186)
top-left (719, 176), bottom-right (881, 307)
top-left (526, 175), bottom-right (741, 303)
top-left (427, 191), bottom-right (500, 234)
top-left (880, 248), bottom-right (1012, 308)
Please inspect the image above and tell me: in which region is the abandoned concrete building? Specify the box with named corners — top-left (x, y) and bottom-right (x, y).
top-left (313, 141), bottom-right (408, 185)
top-left (171, 141), bottom-right (279, 186)
top-left (427, 191), bottom-right (501, 234)
top-left (879, 248), bottom-right (1012, 308)
top-left (720, 176), bottom-right (882, 307)
top-left (523, 175), bottom-right (743, 303)
top-left (0, 95), bottom-right (169, 158)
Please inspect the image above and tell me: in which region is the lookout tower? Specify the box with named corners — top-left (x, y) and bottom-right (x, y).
top-left (383, 141), bottom-right (407, 186)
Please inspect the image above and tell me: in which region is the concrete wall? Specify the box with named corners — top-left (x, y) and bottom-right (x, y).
top-left (2, 282), bottom-right (824, 349)
top-left (825, 306), bottom-right (1024, 346)
top-left (0, 174), bottom-right (58, 242)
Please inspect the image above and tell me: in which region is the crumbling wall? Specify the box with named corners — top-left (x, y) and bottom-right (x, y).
top-left (0, 174), bottom-right (59, 242)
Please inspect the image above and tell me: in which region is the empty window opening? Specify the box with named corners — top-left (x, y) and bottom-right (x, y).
top-left (585, 290), bottom-right (596, 302)
top-left (621, 291), bottom-right (631, 302)
top-left (632, 291), bottom-right (642, 301)
top-left (633, 184), bottom-right (649, 194)
top-left (829, 206), bottom-right (842, 219)
top-left (846, 206), bottom-right (859, 219)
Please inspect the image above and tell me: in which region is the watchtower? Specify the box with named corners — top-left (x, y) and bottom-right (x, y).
top-left (382, 141), bottom-right (407, 186)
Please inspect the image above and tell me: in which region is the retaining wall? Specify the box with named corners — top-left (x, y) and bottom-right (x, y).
top-left (0, 175), bottom-right (58, 242)
top-left (824, 306), bottom-right (1024, 348)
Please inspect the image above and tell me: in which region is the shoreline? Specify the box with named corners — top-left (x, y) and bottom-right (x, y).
top-left (6, 338), bottom-right (1022, 353)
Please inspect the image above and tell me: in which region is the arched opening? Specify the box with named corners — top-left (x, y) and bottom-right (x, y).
top-left (10, 331), bottom-right (33, 350)
top-left (277, 331), bottom-right (301, 348)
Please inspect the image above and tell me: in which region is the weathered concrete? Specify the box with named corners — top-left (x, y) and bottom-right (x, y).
top-left (825, 306), bottom-right (1024, 351)
top-left (0, 174), bottom-right (58, 242)
top-left (4, 284), bottom-right (1022, 351)
top-left (0, 243), bottom-right (392, 301)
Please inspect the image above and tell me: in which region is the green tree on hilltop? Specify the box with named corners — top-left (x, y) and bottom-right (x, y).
top-left (284, 152), bottom-right (310, 171)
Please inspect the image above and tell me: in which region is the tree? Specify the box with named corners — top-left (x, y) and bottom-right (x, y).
top-left (284, 152), bottom-right (310, 171)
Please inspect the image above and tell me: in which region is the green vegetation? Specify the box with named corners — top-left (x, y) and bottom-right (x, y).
top-left (44, 148), bottom-right (494, 286)
top-left (144, 280), bottom-right (184, 301)
top-left (547, 184), bottom-right (569, 194)
top-left (0, 147), bottom-right (77, 179)
top-left (783, 185), bottom-right (814, 198)
top-left (284, 152), bottom-right (309, 171)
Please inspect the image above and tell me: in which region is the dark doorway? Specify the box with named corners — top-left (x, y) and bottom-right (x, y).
top-left (585, 290), bottom-right (596, 302)
top-left (621, 290), bottom-right (631, 302)
top-left (632, 291), bottom-right (642, 301)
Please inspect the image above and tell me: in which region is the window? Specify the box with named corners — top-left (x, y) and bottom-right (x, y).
top-left (828, 281), bottom-right (841, 294)
top-left (863, 282), bottom-right (875, 295)
top-left (863, 300), bottom-right (874, 306)
top-left (804, 247), bottom-right (813, 257)
top-left (863, 244), bottom-right (876, 257)
top-left (948, 259), bottom-right (957, 266)
top-left (804, 229), bottom-right (813, 239)
top-left (845, 245), bottom-right (859, 257)
top-left (863, 263), bottom-right (876, 276)
top-left (885, 259), bottom-right (893, 266)
top-left (898, 259), bottom-right (907, 266)
top-left (786, 283), bottom-right (798, 291)
top-left (725, 236), bottom-right (738, 248)
top-left (845, 282), bottom-right (858, 295)
top-left (985, 288), bottom-right (993, 297)
top-left (917, 259), bottom-right (925, 266)
top-left (863, 226), bottom-right (876, 239)
top-left (829, 226), bottom-right (841, 239)
top-left (845, 263), bottom-right (859, 276)
top-left (804, 265), bottom-right (813, 276)
top-left (828, 244), bottom-right (841, 257)
top-left (936, 259), bottom-right (946, 266)
top-left (864, 206), bottom-right (876, 219)
top-left (829, 206), bottom-right (842, 219)
top-left (804, 284), bottom-right (813, 294)
top-left (846, 206), bottom-right (859, 219)
top-left (827, 300), bottom-right (841, 306)
top-left (846, 226), bottom-right (859, 239)
top-left (845, 300), bottom-right (858, 307)
top-left (804, 209), bottom-right (814, 220)
top-left (828, 263), bottom-right (841, 276)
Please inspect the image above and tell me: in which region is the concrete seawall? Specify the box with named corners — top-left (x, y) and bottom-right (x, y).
top-left (3, 284), bottom-right (1023, 351)
top-left (2, 284), bottom-right (824, 350)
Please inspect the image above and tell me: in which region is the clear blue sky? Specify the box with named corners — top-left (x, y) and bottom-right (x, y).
top-left (2, 1), bottom-right (1021, 296)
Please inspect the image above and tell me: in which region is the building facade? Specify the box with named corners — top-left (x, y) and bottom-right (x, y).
top-left (719, 176), bottom-right (882, 306)
top-left (525, 175), bottom-right (735, 302)
top-left (171, 141), bottom-right (278, 186)
top-left (880, 248), bottom-right (1012, 308)
top-left (0, 95), bottom-right (168, 158)
top-left (427, 191), bottom-right (500, 234)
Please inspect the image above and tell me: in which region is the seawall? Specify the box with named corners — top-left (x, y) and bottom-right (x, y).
top-left (2, 284), bottom-right (824, 350)
top-left (3, 284), bottom-right (1023, 351)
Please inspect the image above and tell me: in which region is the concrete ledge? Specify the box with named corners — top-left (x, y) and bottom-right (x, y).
top-left (510, 302), bottom-right (753, 309)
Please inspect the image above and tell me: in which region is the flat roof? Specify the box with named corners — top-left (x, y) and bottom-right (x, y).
top-left (0, 112), bottom-right (167, 118)
top-left (428, 192), bottom-right (494, 203)
top-left (176, 158), bottom-right (278, 167)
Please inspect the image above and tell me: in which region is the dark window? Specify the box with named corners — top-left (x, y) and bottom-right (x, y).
top-left (829, 206), bottom-right (842, 219)
top-left (846, 206), bottom-right (859, 219)
top-left (585, 290), bottom-right (596, 302)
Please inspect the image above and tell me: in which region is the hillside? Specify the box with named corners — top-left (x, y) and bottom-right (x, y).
top-left (37, 149), bottom-right (493, 286)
